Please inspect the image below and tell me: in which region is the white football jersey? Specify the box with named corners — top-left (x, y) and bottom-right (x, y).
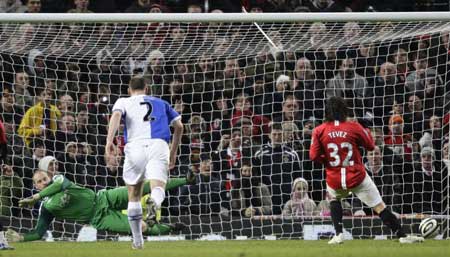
top-left (112, 95), bottom-right (180, 144)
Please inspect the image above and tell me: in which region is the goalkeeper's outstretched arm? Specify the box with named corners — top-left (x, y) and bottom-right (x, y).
top-left (7, 206), bottom-right (54, 242)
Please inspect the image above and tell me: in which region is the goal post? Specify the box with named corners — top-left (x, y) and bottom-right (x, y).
top-left (1, 12), bottom-right (450, 22)
top-left (0, 12), bottom-right (448, 241)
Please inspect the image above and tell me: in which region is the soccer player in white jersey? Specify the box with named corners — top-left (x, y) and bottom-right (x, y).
top-left (106, 76), bottom-right (183, 249)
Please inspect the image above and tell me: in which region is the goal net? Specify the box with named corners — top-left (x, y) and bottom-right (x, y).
top-left (0, 13), bottom-right (448, 241)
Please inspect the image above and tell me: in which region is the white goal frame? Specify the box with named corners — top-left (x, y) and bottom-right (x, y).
top-left (0, 12), bottom-right (450, 23)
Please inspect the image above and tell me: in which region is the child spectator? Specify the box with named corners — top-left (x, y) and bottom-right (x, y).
top-left (282, 178), bottom-right (318, 217)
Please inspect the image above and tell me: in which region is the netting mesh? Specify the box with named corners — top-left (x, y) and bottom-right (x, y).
top-left (0, 19), bottom-right (449, 240)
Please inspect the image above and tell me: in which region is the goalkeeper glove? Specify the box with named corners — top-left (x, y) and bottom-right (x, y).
top-left (186, 170), bottom-right (196, 185)
top-left (18, 194), bottom-right (41, 208)
top-left (5, 229), bottom-right (23, 243)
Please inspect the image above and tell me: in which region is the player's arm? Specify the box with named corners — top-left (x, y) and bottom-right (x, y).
top-left (105, 110), bottom-right (122, 157)
top-left (169, 119), bottom-right (183, 169)
top-left (6, 205), bottom-right (54, 242)
top-left (165, 100), bottom-right (183, 169)
top-left (357, 123), bottom-right (375, 151)
top-left (309, 128), bottom-right (325, 164)
top-left (23, 206), bottom-right (54, 242)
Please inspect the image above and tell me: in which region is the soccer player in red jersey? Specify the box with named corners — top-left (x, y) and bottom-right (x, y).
top-left (310, 96), bottom-right (423, 244)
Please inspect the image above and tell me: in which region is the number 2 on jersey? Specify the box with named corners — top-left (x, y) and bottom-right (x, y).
top-left (327, 142), bottom-right (354, 167)
top-left (140, 102), bottom-right (155, 122)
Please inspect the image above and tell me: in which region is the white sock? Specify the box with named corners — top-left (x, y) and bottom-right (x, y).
top-left (150, 186), bottom-right (165, 208)
top-left (127, 201), bottom-right (144, 246)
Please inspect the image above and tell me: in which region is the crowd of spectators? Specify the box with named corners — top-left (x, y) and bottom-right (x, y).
top-left (0, 0), bottom-right (449, 14)
top-left (0, 0), bottom-right (449, 220)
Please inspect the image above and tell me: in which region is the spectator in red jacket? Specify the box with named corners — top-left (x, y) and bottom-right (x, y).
top-left (384, 115), bottom-right (413, 163)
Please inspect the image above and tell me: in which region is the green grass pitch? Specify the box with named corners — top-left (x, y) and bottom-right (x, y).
top-left (2, 240), bottom-right (449, 257)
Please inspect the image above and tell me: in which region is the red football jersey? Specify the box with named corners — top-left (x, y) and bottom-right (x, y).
top-left (309, 120), bottom-right (375, 190)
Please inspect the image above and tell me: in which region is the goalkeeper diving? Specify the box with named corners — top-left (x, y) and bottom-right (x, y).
top-left (6, 170), bottom-right (194, 242)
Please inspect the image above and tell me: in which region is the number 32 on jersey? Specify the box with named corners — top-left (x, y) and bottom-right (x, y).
top-left (327, 142), bottom-right (354, 167)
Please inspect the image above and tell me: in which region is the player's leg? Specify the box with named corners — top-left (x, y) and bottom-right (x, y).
top-left (103, 187), bottom-right (130, 210)
top-left (146, 179), bottom-right (166, 222)
top-left (122, 146), bottom-right (148, 249)
top-left (94, 210), bottom-right (182, 236)
top-left (143, 222), bottom-right (185, 236)
top-left (327, 186), bottom-right (348, 245)
top-left (373, 201), bottom-right (424, 243)
top-left (144, 140), bottom-right (170, 223)
top-left (372, 202), bottom-right (405, 237)
top-left (143, 176), bottom-right (191, 195)
top-left (165, 174), bottom-right (194, 191)
top-left (353, 175), bottom-right (424, 243)
top-left (93, 209), bottom-right (133, 234)
top-left (330, 200), bottom-right (343, 235)
top-left (127, 181), bottom-right (145, 249)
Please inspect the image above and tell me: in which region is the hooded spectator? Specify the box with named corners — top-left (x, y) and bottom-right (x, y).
top-left (282, 178), bottom-right (318, 216)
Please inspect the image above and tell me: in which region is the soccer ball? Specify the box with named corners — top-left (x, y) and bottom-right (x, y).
top-left (419, 218), bottom-right (440, 239)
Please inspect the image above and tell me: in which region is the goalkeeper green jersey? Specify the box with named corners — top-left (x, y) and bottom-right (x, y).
top-left (40, 175), bottom-right (96, 222)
